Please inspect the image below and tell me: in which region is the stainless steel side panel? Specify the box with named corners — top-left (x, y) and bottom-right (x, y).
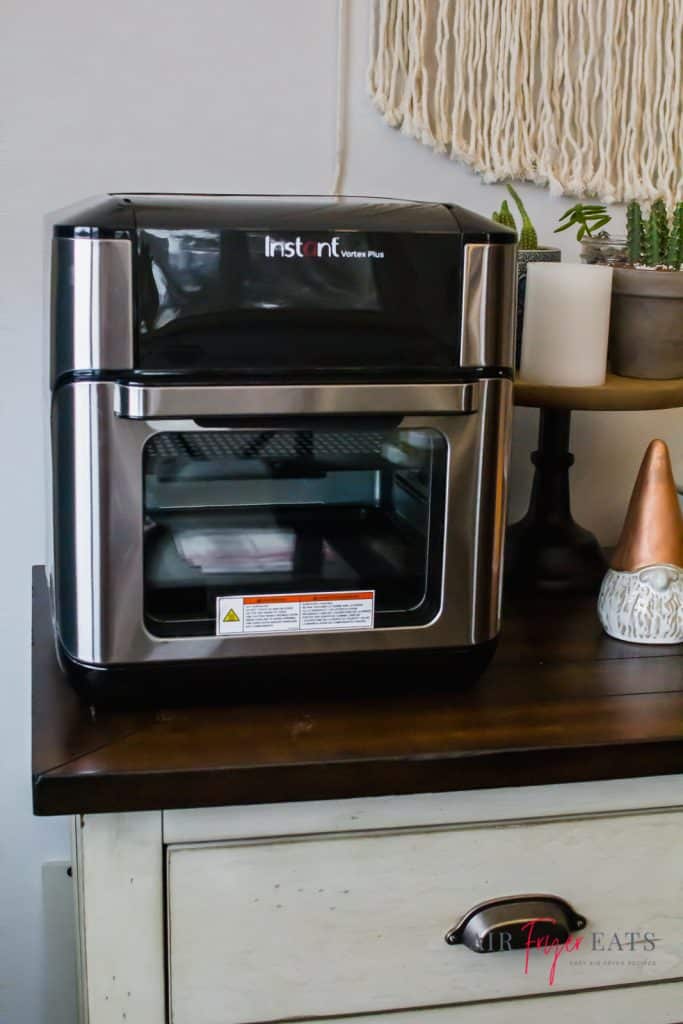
top-left (460, 243), bottom-right (516, 369)
top-left (52, 378), bottom-right (512, 667)
top-left (114, 382), bottom-right (478, 419)
top-left (51, 237), bottom-right (134, 384)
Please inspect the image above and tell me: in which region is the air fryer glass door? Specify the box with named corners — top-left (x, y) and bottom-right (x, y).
top-left (143, 425), bottom-right (447, 637)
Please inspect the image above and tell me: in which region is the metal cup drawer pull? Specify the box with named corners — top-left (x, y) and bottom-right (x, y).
top-left (445, 894), bottom-right (586, 953)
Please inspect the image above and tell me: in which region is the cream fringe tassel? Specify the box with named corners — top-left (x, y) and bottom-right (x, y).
top-left (331, 0), bottom-right (349, 195)
top-left (368, 0), bottom-right (683, 207)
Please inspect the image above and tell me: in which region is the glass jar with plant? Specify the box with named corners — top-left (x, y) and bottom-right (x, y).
top-left (555, 203), bottom-right (627, 266)
top-left (492, 184), bottom-right (561, 367)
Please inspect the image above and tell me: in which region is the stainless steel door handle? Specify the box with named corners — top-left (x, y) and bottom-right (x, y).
top-left (113, 382), bottom-right (479, 420)
top-left (445, 895), bottom-right (586, 953)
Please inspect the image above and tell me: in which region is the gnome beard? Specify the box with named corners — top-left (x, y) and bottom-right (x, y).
top-left (598, 565), bottom-right (683, 644)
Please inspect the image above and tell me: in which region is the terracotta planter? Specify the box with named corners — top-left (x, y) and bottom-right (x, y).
top-left (609, 268), bottom-right (683, 380)
top-left (515, 247), bottom-right (561, 368)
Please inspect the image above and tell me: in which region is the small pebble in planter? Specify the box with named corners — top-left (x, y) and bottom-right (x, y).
top-left (598, 439), bottom-right (683, 644)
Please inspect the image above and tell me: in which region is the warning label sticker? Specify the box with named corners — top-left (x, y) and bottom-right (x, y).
top-left (216, 591), bottom-right (375, 637)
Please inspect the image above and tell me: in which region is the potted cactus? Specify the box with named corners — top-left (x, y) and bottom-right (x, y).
top-left (492, 185), bottom-right (561, 367)
top-left (610, 199), bottom-right (683, 379)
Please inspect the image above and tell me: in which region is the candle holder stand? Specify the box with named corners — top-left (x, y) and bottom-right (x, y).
top-left (505, 374), bottom-right (683, 595)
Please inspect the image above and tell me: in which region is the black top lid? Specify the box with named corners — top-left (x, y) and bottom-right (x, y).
top-left (51, 193), bottom-right (515, 241)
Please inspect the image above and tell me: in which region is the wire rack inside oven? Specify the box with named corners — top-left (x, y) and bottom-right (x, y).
top-left (144, 430), bottom-right (390, 466)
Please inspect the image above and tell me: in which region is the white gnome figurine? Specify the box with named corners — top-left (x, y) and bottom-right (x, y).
top-left (598, 439), bottom-right (683, 644)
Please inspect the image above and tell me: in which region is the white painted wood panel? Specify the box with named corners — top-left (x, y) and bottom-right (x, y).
top-left (272, 981), bottom-right (683, 1023)
top-left (72, 818), bottom-right (89, 1024)
top-left (163, 774), bottom-right (683, 844)
top-left (167, 811), bottom-right (683, 1024)
top-left (75, 812), bottom-right (165, 1024)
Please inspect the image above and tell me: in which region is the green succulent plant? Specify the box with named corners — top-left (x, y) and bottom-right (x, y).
top-left (626, 200), bottom-right (643, 264)
top-left (554, 203), bottom-right (612, 241)
top-left (506, 184), bottom-right (538, 249)
top-left (643, 214), bottom-right (663, 266)
top-left (666, 203), bottom-right (683, 268)
top-left (625, 199), bottom-right (682, 268)
top-left (491, 185), bottom-right (540, 249)
top-left (650, 199), bottom-right (669, 256)
top-left (492, 199), bottom-right (516, 231)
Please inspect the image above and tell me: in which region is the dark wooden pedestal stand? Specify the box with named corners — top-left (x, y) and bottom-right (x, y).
top-left (505, 373), bottom-right (683, 595)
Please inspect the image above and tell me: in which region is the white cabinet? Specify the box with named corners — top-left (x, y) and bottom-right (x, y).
top-left (73, 775), bottom-right (683, 1024)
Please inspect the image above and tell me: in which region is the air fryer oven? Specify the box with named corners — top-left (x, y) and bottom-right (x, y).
top-left (48, 194), bottom-right (515, 699)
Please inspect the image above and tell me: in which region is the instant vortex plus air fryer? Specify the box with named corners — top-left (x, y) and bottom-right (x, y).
top-left (48, 194), bottom-right (516, 697)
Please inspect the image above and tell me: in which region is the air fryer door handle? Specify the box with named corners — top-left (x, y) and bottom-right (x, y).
top-left (113, 382), bottom-right (480, 420)
top-left (445, 895), bottom-right (586, 953)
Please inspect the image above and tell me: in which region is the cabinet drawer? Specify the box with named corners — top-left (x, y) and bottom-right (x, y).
top-left (250, 982), bottom-right (683, 1024)
top-left (167, 811), bottom-right (683, 1024)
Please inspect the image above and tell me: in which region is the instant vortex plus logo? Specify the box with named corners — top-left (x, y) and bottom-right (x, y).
top-left (264, 235), bottom-right (384, 259)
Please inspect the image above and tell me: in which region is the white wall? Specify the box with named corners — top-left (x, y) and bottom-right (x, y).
top-left (0, 3), bottom-right (680, 1021)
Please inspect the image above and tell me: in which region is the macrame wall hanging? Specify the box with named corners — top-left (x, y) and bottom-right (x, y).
top-left (368, 0), bottom-right (683, 207)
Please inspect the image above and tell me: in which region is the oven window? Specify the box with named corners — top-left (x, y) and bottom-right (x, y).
top-left (143, 427), bottom-right (447, 637)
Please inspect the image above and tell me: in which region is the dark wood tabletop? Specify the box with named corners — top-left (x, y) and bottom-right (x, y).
top-left (32, 566), bottom-right (683, 816)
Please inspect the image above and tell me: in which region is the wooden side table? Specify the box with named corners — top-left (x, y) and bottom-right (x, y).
top-left (30, 568), bottom-right (683, 1024)
top-left (506, 374), bottom-right (683, 594)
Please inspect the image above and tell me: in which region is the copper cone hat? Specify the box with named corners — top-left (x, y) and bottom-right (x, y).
top-left (611, 439), bottom-right (683, 572)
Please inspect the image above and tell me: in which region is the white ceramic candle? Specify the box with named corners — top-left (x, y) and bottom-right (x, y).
top-left (520, 263), bottom-right (613, 386)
